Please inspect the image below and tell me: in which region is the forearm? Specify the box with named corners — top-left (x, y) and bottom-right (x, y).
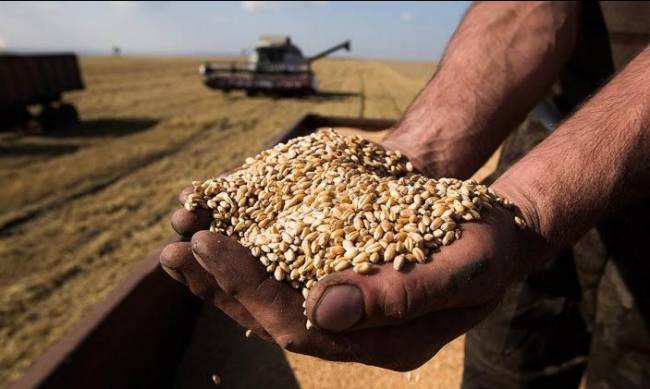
top-left (494, 47), bottom-right (650, 256)
top-left (384, 1), bottom-right (579, 178)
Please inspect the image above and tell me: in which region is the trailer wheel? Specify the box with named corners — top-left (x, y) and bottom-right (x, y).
top-left (40, 106), bottom-right (59, 131)
top-left (0, 107), bottom-right (30, 131)
top-left (58, 103), bottom-right (79, 124)
top-left (40, 104), bottom-right (78, 131)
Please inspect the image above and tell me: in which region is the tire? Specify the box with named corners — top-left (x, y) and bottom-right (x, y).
top-left (0, 107), bottom-right (30, 131)
top-left (40, 105), bottom-right (60, 131)
top-left (58, 104), bottom-right (79, 124)
top-left (39, 103), bottom-right (79, 131)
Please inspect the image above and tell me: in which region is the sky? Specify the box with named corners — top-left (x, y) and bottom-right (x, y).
top-left (0, 1), bottom-right (470, 61)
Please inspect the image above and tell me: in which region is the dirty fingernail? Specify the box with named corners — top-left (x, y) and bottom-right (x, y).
top-left (161, 265), bottom-right (187, 285)
top-left (313, 284), bottom-right (364, 332)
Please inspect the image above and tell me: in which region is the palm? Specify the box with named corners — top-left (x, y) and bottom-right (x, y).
top-left (161, 189), bottom-right (534, 370)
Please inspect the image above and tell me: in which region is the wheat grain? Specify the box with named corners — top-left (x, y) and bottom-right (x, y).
top-left (184, 129), bottom-right (523, 328)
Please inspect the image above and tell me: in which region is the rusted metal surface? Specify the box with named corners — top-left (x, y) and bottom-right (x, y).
top-left (11, 235), bottom-right (201, 389)
top-left (275, 113), bottom-right (395, 144)
top-left (12, 115), bottom-right (396, 388)
top-left (0, 53), bottom-right (84, 107)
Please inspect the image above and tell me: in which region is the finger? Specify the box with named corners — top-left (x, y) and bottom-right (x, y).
top-left (190, 231), bottom-right (362, 360)
top-left (178, 186), bottom-right (195, 205)
top-left (190, 232), bottom-right (306, 333)
top-left (340, 302), bottom-right (496, 371)
top-left (160, 241), bottom-right (271, 340)
top-left (306, 219), bottom-right (505, 332)
top-left (171, 208), bottom-right (212, 238)
top-left (190, 231), bottom-right (494, 369)
top-left (161, 242), bottom-right (215, 297)
top-left (380, 138), bottom-right (426, 175)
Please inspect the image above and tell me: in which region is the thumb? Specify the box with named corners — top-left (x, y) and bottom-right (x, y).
top-left (306, 242), bottom-right (496, 332)
top-left (305, 260), bottom-right (454, 332)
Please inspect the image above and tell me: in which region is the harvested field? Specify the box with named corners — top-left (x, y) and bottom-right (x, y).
top-left (0, 56), bottom-right (495, 387)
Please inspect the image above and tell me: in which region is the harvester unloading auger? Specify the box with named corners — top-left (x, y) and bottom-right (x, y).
top-left (199, 35), bottom-right (351, 96)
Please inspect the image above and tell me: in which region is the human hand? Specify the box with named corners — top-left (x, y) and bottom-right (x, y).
top-left (161, 183), bottom-right (546, 370)
top-left (381, 121), bottom-right (473, 179)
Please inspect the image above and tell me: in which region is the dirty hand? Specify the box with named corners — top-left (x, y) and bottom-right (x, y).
top-left (381, 127), bottom-right (472, 179)
top-left (160, 185), bottom-right (546, 371)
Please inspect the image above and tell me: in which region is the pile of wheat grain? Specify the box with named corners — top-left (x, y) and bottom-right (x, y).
top-left (185, 129), bottom-right (523, 328)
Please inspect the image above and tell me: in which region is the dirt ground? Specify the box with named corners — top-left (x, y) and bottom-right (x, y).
top-left (0, 56), bottom-right (497, 387)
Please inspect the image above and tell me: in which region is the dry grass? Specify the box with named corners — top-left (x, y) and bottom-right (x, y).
top-left (0, 56), bottom-right (483, 387)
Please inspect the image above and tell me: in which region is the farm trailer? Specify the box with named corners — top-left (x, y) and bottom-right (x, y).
top-left (0, 53), bottom-right (84, 130)
top-left (11, 114), bottom-right (396, 389)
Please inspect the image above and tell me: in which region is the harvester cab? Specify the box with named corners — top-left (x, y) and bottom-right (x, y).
top-left (249, 35), bottom-right (309, 73)
top-left (200, 35), bottom-right (350, 95)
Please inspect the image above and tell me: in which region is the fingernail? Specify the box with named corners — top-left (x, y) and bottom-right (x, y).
top-left (313, 284), bottom-right (364, 332)
top-left (191, 231), bottom-right (213, 258)
top-left (161, 265), bottom-right (187, 285)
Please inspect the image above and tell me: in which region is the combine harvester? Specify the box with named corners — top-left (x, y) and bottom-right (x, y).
top-left (199, 35), bottom-right (350, 96)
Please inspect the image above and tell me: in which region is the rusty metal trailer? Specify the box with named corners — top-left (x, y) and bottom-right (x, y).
top-left (10, 114), bottom-right (395, 389)
top-left (0, 53), bottom-right (84, 130)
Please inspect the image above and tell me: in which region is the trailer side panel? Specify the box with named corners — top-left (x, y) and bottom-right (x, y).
top-left (0, 53), bottom-right (84, 107)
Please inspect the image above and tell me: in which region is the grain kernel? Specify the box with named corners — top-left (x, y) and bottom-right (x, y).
top-left (442, 231), bottom-right (455, 245)
top-left (185, 129), bottom-right (521, 329)
top-left (393, 255), bottom-right (406, 271)
top-left (353, 262), bottom-right (373, 274)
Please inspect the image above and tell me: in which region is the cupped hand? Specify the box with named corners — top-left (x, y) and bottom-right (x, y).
top-left (161, 183), bottom-right (546, 371)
